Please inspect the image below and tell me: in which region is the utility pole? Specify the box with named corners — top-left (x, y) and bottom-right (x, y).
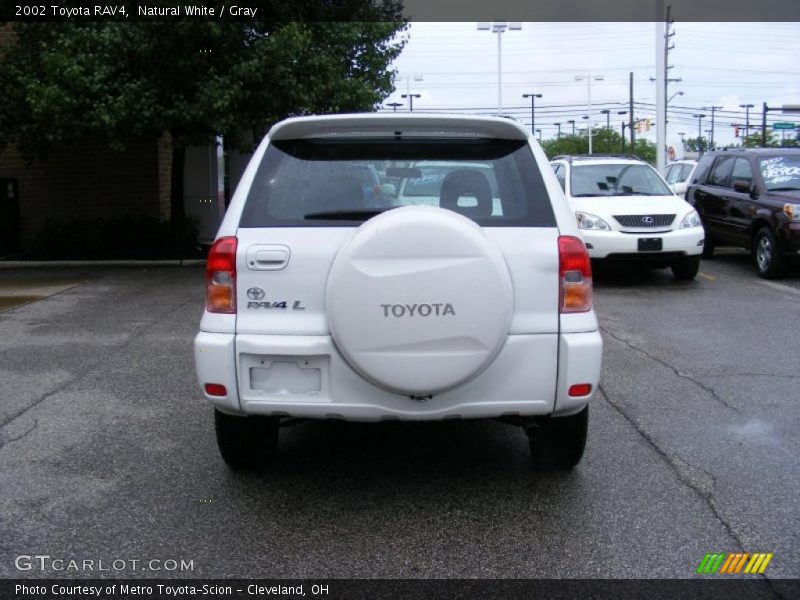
top-left (704, 105), bottom-right (723, 149)
top-left (655, 0), bottom-right (666, 172)
top-left (739, 103), bottom-right (754, 142)
top-left (693, 114), bottom-right (706, 156)
top-left (618, 110), bottom-right (628, 152)
top-left (401, 94), bottom-right (421, 112)
top-left (522, 93), bottom-right (542, 133)
top-left (629, 72), bottom-right (635, 150)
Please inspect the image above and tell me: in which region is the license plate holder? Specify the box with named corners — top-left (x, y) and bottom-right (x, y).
top-left (638, 237), bottom-right (663, 252)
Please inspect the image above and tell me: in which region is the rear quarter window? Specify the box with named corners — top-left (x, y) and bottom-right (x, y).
top-left (692, 155), bottom-right (717, 185)
top-left (239, 138), bottom-right (556, 228)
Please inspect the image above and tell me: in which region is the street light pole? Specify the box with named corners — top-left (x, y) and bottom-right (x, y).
top-left (401, 94), bottom-right (421, 112)
top-left (478, 22), bottom-right (521, 116)
top-left (575, 74), bottom-right (604, 153)
top-left (601, 109), bottom-right (611, 130)
top-left (704, 105), bottom-right (723, 149)
top-left (535, 129), bottom-right (542, 141)
top-left (618, 110), bottom-right (628, 152)
top-left (567, 120), bottom-right (576, 136)
top-left (386, 102), bottom-right (403, 112)
top-left (522, 93), bottom-right (542, 133)
top-left (554, 122), bottom-right (562, 139)
top-left (693, 114), bottom-right (706, 156)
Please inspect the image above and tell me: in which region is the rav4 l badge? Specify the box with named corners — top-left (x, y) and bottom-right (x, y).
top-left (247, 299), bottom-right (307, 310)
top-left (245, 287), bottom-right (306, 310)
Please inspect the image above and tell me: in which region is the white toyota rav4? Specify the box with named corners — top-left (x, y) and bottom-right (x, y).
top-left (194, 114), bottom-right (603, 470)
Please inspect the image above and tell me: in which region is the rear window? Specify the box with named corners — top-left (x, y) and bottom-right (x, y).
top-left (239, 138), bottom-right (555, 227)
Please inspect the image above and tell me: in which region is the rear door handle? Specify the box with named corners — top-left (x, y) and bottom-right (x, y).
top-left (246, 245), bottom-right (290, 270)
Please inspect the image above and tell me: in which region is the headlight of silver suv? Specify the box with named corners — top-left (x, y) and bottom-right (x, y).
top-left (680, 210), bottom-right (702, 229)
top-left (576, 211), bottom-right (611, 231)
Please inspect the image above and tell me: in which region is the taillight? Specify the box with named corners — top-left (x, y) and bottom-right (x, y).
top-left (558, 236), bottom-right (592, 313)
top-left (568, 383), bottom-right (592, 397)
top-left (204, 383), bottom-right (228, 397)
top-left (206, 236), bottom-right (237, 313)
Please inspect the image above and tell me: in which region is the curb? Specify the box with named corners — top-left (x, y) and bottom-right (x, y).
top-left (0, 259), bottom-right (206, 269)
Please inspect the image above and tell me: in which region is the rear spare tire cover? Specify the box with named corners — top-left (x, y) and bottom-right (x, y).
top-left (326, 206), bottom-right (513, 396)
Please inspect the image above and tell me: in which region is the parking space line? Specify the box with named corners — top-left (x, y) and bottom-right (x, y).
top-left (699, 272), bottom-right (716, 281)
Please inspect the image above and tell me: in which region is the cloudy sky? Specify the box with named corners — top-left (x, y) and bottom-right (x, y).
top-left (384, 22), bottom-right (800, 152)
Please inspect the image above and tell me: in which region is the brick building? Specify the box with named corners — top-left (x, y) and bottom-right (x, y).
top-left (0, 24), bottom-right (239, 255)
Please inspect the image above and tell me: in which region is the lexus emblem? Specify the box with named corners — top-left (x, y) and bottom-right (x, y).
top-left (247, 287), bottom-right (265, 300)
top-left (642, 216), bottom-right (654, 225)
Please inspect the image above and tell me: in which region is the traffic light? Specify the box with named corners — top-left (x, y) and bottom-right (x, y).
top-left (635, 121), bottom-right (642, 133)
top-left (645, 118), bottom-right (652, 132)
top-left (734, 126), bottom-right (740, 137)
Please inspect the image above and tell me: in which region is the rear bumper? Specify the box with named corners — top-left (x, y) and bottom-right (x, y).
top-left (194, 331), bottom-right (603, 421)
top-left (583, 227), bottom-right (704, 259)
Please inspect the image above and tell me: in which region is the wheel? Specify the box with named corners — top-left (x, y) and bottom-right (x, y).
top-left (671, 256), bottom-right (700, 280)
top-left (214, 409), bottom-right (279, 470)
top-left (529, 406), bottom-right (588, 469)
top-left (753, 227), bottom-right (786, 279)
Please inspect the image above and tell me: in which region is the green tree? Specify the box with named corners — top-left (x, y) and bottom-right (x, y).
top-left (541, 128), bottom-right (657, 164)
top-left (683, 136), bottom-right (708, 153)
top-left (0, 5), bottom-right (407, 226)
top-left (740, 129), bottom-right (799, 148)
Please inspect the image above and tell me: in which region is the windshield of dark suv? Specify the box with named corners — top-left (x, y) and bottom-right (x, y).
top-left (239, 138), bottom-right (555, 227)
top-left (570, 163), bottom-right (672, 197)
top-left (759, 155), bottom-right (800, 191)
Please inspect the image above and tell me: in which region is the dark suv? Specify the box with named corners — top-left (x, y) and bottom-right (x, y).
top-left (687, 148), bottom-right (800, 278)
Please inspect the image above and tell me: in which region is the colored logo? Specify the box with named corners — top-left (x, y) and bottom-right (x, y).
top-left (696, 552), bottom-right (773, 575)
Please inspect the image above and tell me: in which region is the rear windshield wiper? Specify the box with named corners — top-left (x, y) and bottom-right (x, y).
top-left (303, 208), bottom-right (394, 220)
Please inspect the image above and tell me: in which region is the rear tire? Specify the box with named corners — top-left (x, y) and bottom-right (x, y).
top-left (529, 406), bottom-right (588, 470)
top-left (671, 256), bottom-right (700, 280)
top-left (753, 227), bottom-right (786, 279)
top-left (214, 409), bottom-right (279, 470)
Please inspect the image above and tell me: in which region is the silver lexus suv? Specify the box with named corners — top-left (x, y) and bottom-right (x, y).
top-left (194, 113), bottom-right (603, 470)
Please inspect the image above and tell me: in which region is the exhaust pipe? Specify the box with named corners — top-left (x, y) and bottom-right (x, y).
top-left (520, 417), bottom-right (542, 441)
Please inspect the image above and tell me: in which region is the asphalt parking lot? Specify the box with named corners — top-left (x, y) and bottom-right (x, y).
top-left (0, 253), bottom-right (798, 584)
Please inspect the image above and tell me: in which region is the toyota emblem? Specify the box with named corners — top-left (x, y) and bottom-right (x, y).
top-left (642, 216), bottom-right (654, 225)
top-left (247, 287), bottom-right (265, 300)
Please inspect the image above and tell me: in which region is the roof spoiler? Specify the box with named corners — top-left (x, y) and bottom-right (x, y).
top-left (269, 113), bottom-right (531, 142)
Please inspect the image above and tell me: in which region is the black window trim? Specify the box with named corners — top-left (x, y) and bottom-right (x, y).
top-left (239, 137), bottom-right (557, 229)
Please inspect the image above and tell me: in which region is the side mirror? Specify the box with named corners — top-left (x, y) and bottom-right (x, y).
top-left (733, 180), bottom-right (752, 194)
